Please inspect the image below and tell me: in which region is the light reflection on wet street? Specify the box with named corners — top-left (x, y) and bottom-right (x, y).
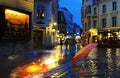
top-left (10, 44), bottom-right (80, 78)
top-left (69, 47), bottom-right (120, 78)
top-left (10, 45), bottom-right (120, 78)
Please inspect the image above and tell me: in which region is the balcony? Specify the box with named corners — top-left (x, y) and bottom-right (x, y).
top-left (92, 14), bottom-right (97, 18)
top-left (98, 0), bottom-right (109, 3)
top-left (86, 13), bottom-right (92, 18)
top-left (111, 10), bottom-right (118, 16)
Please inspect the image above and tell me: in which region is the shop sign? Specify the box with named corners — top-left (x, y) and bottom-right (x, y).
top-left (34, 0), bottom-right (49, 26)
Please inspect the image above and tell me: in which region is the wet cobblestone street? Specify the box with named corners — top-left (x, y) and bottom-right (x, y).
top-left (65, 47), bottom-right (120, 78)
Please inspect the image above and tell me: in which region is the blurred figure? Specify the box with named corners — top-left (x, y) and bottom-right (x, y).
top-left (65, 40), bottom-right (69, 50)
top-left (60, 38), bottom-right (63, 51)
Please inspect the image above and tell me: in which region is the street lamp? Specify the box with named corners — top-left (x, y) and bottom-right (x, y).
top-left (52, 29), bottom-right (55, 32)
top-left (53, 22), bottom-right (57, 26)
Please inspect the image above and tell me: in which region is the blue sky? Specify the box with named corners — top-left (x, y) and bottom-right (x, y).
top-left (59, 0), bottom-right (82, 28)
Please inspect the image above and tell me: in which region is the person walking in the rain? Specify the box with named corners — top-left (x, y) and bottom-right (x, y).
top-left (60, 38), bottom-right (63, 50)
top-left (65, 40), bottom-right (69, 50)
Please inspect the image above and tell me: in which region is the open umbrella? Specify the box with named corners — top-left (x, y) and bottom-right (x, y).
top-left (72, 43), bottom-right (98, 65)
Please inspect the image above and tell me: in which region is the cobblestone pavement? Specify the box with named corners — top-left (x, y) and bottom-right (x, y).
top-left (63, 47), bottom-right (120, 78)
top-left (0, 51), bottom-right (50, 78)
top-left (0, 44), bottom-right (81, 78)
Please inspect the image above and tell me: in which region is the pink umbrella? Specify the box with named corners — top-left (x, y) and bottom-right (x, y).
top-left (72, 43), bottom-right (98, 65)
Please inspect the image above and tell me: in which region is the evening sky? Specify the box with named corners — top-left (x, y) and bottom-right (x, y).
top-left (59, 0), bottom-right (82, 28)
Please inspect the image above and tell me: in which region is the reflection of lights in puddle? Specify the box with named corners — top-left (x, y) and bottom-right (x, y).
top-left (44, 58), bottom-right (55, 64)
top-left (44, 58), bottom-right (59, 69)
top-left (8, 56), bottom-right (15, 60)
top-left (59, 53), bottom-right (64, 59)
top-left (25, 64), bottom-right (41, 73)
top-left (8, 55), bottom-right (19, 60)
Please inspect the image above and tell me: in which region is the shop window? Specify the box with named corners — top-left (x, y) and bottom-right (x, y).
top-left (0, 8), bottom-right (31, 40)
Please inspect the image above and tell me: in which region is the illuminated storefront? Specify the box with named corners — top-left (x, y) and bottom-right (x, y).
top-left (89, 29), bottom-right (98, 43)
top-left (98, 27), bottom-right (120, 47)
top-left (0, 6), bottom-right (31, 40)
top-left (98, 28), bottom-right (120, 41)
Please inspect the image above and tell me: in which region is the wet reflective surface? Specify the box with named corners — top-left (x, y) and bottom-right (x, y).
top-left (9, 45), bottom-right (120, 78)
top-left (10, 44), bottom-right (80, 78)
top-left (70, 47), bottom-right (120, 78)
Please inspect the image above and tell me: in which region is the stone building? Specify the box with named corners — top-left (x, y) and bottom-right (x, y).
top-left (81, 0), bottom-right (120, 46)
top-left (0, 0), bottom-right (58, 55)
top-left (58, 7), bottom-right (74, 40)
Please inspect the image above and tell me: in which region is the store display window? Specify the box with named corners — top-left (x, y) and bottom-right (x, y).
top-left (0, 7), bottom-right (31, 40)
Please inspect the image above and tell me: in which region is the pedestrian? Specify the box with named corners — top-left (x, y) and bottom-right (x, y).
top-left (65, 40), bottom-right (68, 50)
top-left (60, 39), bottom-right (63, 50)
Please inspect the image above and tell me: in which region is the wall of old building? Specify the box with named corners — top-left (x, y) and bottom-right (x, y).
top-left (0, 0), bottom-right (33, 55)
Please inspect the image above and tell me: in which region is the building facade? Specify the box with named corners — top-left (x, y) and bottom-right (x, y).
top-left (0, 0), bottom-right (33, 55)
top-left (81, 0), bottom-right (93, 46)
top-left (73, 23), bottom-right (81, 37)
top-left (58, 8), bottom-right (74, 40)
top-left (33, 0), bottom-right (58, 49)
top-left (0, 0), bottom-right (58, 55)
top-left (81, 0), bottom-right (120, 46)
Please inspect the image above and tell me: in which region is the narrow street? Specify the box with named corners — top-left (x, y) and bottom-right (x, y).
top-left (26, 45), bottom-right (120, 78)
top-left (42, 44), bottom-right (120, 78)
top-left (1, 0), bottom-right (120, 78)
top-left (1, 44), bottom-right (120, 78)
top-left (8, 44), bottom-right (81, 78)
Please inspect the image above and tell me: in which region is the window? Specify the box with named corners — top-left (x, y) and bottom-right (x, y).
top-left (58, 12), bottom-right (66, 23)
top-left (87, 5), bottom-right (91, 13)
top-left (93, 7), bottom-right (97, 15)
top-left (88, 20), bottom-right (91, 29)
top-left (37, 9), bottom-right (45, 19)
top-left (102, 5), bottom-right (106, 13)
top-left (85, 23), bottom-right (87, 31)
top-left (1, 9), bottom-right (31, 40)
top-left (112, 1), bottom-right (117, 11)
top-left (93, 20), bottom-right (96, 28)
top-left (112, 17), bottom-right (117, 26)
top-left (93, 0), bottom-right (97, 5)
top-left (102, 18), bottom-right (106, 28)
